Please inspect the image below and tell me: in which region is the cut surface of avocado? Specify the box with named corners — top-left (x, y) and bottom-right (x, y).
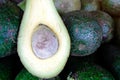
top-left (17, 0), bottom-right (70, 79)
top-left (32, 24), bottom-right (59, 59)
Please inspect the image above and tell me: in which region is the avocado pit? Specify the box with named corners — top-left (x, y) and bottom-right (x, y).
top-left (32, 24), bottom-right (59, 59)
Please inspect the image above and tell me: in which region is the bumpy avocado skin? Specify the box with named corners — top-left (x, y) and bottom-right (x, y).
top-left (0, 1), bottom-right (22, 57)
top-left (63, 10), bottom-right (114, 43)
top-left (15, 68), bottom-right (61, 80)
top-left (90, 11), bottom-right (114, 42)
top-left (63, 11), bottom-right (102, 56)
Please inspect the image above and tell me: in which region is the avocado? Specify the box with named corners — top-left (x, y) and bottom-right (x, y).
top-left (15, 68), bottom-right (60, 80)
top-left (64, 10), bottom-right (114, 43)
top-left (63, 11), bottom-right (102, 56)
top-left (0, 1), bottom-right (22, 58)
top-left (81, 0), bottom-right (100, 11)
top-left (101, 0), bottom-right (120, 17)
top-left (53, 0), bottom-right (81, 14)
top-left (18, 0), bottom-right (81, 14)
top-left (17, 0), bottom-right (70, 79)
top-left (90, 10), bottom-right (114, 42)
top-left (67, 56), bottom-right (115, 80)
top-left (96, 43), bottom-right (120, 80)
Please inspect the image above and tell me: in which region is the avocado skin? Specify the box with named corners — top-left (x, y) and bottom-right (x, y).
top-left (63, 11), bottom-right (102, 56)
top-left (90, 11), bottom-right (114, 42)
top-left (0, 1), bottom-right (22, 57)
top-left (67, 57), bottom-right (115, 80)
top-left (15, 68), bottom-right (61, 80)
top-left (101, 0), bottom-right (120, 17)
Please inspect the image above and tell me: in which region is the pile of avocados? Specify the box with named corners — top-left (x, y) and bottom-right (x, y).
top-left (0, 0), bottom-right (120, 80)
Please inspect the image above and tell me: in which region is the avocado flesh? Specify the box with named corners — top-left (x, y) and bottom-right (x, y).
top-left (0, 1), bottom-right (22, 58)
top-left (17, 0), bottom-right (70, 79)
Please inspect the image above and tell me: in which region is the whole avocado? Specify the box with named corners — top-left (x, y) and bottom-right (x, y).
top-left (67, 56), bottom-right (115, 80)
top-left (63, 11), bottom-right (102, 56)
top-left (0, 1), bottom-right (22, 58)
top-left (96, 43), bottom-right (120, 80)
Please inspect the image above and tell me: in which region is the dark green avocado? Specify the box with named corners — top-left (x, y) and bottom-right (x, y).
top-left (0, 1), bottom-right (22, 57)
top-left (67, 56), bottom-right (115, 80)
top-left (15, 68), bottom-right (61, 80)
top-left (63, 11), bottom-right (102, 56)
top-left (96, 43), bottom-right (120, 80)
top-left (90, 10), bottom-right (114, 42)
top-left (63, 10), bottom-right (114, 43)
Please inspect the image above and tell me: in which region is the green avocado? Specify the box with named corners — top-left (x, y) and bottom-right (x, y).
top-left (63, 10), bottom-right (114, 43)
top-left (96, 43), bottom-right (120, 80)
top-left (90, 10), bottom-right (114, 42)
top-left (0, 1), bottom-right (22, 58)
top-left (15, 68), bottom-right (61, 80)
top-left (63, 11), bottom-right (102, 56)
top-left (67, 57), bottom-right (115, 80)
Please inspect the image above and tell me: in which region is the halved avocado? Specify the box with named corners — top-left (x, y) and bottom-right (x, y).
top-left (17, 0), bottom-right (70, 79)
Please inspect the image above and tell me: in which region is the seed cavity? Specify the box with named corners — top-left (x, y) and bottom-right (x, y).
top-left (32, 24), bottom-right (59, 59)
